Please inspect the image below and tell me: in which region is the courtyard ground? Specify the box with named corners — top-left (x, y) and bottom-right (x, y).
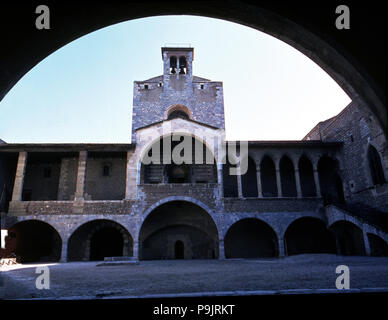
top-left (1, 254), bottom-right (388, 300)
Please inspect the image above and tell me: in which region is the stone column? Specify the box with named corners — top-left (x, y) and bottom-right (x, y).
top-left (74, 151), bottom-right (87, 201)
top-left (362, 229), bottom-right (371, 256)
top-left (256, 167), bottom-right (263, 198)
top-left (275, 160), bottom-right (282, 197)
top-left (133, 240), bottom-right (140, 261)
top-left (294, 168), bottom-right (302, 198)
top-left (11, 151), bottom-right (28, 201)
top-left (125, 150), bottom-right (137, 200)
top-left (73, 151), bottom-right (87, 213)
top-left (313, 164), bottom-right (322, 197)
top-left (278, 237), bottom-right (286, 257)
top-left (218, 238), bottom-right (226, 260)
top-left (217, 163), bottom-right (224, 198)
top-left (60, 239), bottom-right (68, 263)
top-left (237, 166), bottom-right (243, 198)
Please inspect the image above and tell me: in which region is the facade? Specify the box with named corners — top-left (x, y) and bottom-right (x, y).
top-left (1, 47), bottom-right (388, 263)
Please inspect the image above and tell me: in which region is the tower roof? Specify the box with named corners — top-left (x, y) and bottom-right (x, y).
top-left (161, 47), bottom-right (194, 60)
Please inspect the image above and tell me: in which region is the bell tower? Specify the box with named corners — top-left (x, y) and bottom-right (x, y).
top-left (162, 47), bottom-right (193, 80)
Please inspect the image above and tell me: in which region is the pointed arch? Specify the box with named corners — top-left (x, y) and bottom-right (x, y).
top-left (368, 145), bottom-right (386, 185)
top-left (279, 155), bottom-right (297, 197)
top-left (298, 155), bottom-right (317, 197)
top-left (260, 155), bottom-right (277, 197)
top-left (241, 156), bottom-right (258, 197)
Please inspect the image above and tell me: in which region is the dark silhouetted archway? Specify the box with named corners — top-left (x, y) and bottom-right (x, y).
top-left (298, 155), bottom-right (316, 197)
top-left (330, 221), bottom-right (365, 256)
top-left (367, 233), bottom-right (388, 257)
top-left (241, 157), bottom-right (258, 197)
top-left (284, 217), bottom-right (336, 255)
top-left (139, 201), bottom-right (219, 260)
top-left (8, 220), bottom-right (62, 263)
top-left (224, 218), bottom-right (278, 258)
top-left (260, 156), bottom-right (277, 197)
top-left (67, 219), bottom-right (132, 261)
top-left (280, 156), bottom-right (297, 197)
top-left (318, 156), bottom-right (345, 205)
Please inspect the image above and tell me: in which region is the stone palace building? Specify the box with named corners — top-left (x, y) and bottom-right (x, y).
top-left (1, 47), bottom-right (388, 263)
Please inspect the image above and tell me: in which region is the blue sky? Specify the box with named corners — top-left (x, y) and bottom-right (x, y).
top-left (0, 15), bottom-right (351, 143)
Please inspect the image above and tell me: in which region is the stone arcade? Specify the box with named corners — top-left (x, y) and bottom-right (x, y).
top-left (1, 47), bottom-right (388, 263)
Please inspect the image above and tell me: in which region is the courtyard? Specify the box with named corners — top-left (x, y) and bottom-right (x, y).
top-left (1, 254), bottom-right (388, 300)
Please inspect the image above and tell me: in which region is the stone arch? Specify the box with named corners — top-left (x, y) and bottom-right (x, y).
top-left (284, 217), bottom-right (336, 256)
top-left (279, 155), bottom-right (297, 197)
top-left (140, 133), bottom-right (217, 184)
top-left (260, 155), bottom-right (278, 197)
top-left (164, 104), bottom-right (193, 120)
top-left (67, 219), bottom-right (133, 261)
top-left (241, 156), bottom-right (258, 197)
top-left (224, 218), bottom-right (278, 258)
top-left (222, 150), bottom-right (239, 198)
top-left (298, 154), bottom-right (317, 197)
top-left (139, 200), bottom-right (219, 260)
top-left (367, 233), bottom-right (388, 257)
top-left (329, 220), bottom-right (365, 256)
top-left (367, 144), bottom-right (386, 186)
top-left (318, 156), bottom-right (345, 205)
top-left (7, 219), bottom-right (62, 263)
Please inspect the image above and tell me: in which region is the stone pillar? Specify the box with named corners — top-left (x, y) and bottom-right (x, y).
top-left (60, 240), bottom-right (68, 263)
top-left (57, 158), bottom-right (70, 200)
top-left (256, 168), bottom-right (263, 198)
top-left (218, 238), bottom-right (226, 260)
top-left (73, 151), bottom-right (87, 213)
top-left (294, 168), bottom-right (302, 198)
top-left (275, 160), bottom-right (282, 197)
top-left (313, 166), bottom-right (322, 197)
top-left (11, 151), bottom-right (28, 201)
top-left (237, 166), bottom-right (243, 198)
top-left (74, 151), bottom-right (87, 200)
top-left (362, 229), bottom-right (371, 256)
top-left (278, 237), bottom-right (286, 257)
top-left (125, 150), bottom-right (137, 200)
top-left (217, 163), bottom-right (224, 198)
top-left (133, 240), bottom-right (140, 261)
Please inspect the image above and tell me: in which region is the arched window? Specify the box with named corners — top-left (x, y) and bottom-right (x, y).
top-left (298, 155), bottom-right (316, 197)
top-left (260, 156), bottom-right (277, 197)
top-left (223, 152), bottom-right (238, 197)
top-left (279, 156), bottom-right (297, 197)
top-left (168, 110), bottom-right (190, 120)
top-left (318, 156), bottom-right (345, 205)
top-left (179, 56), bottom-right (187, 74)
top-left (241, 157), bottom-right (258, 197)
top-left (368, 145), bottom-right (386, 185)
top-left (169, 56), bottom-right (177, 74)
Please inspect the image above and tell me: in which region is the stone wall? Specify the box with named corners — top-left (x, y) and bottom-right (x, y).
top-left (304, 98), bottom-right (388, 212)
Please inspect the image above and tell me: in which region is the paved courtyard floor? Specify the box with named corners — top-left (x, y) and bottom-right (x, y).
top-left (1, 254), bottom-right (388, 299)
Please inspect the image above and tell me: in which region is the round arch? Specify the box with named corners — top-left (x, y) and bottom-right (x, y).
top-left (7, 219), bottom-right (62, 263)
top-left (284, 217), bottom-right (336, 256)
top-left (139, 200), bottom-right (219, 260)
top-left (367, 233), bottom-right (388, 257)
top-left (2, 4), bottom-right (386, 136)
top-left (329, 220), bottom-right (365, 256)
top-left (164, 104), bottom-right (193, 120)
top-left (67, 219), bottom-right (133, 261)
top-left (224, 218), bottom-right (278, 258)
